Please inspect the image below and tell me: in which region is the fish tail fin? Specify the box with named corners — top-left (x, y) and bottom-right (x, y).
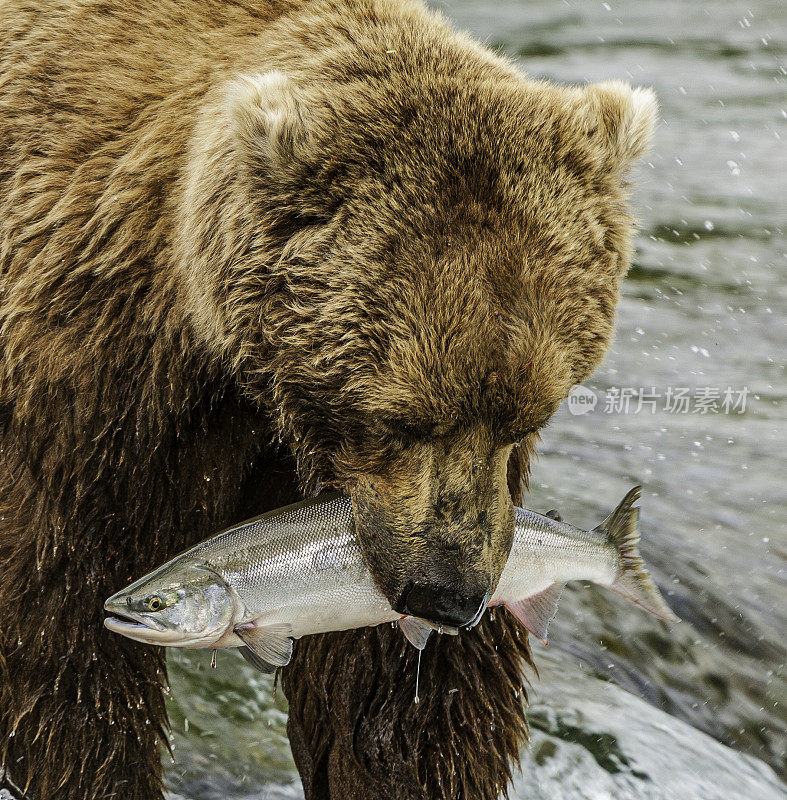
top-left (597, 486), bottom-right (679, 623)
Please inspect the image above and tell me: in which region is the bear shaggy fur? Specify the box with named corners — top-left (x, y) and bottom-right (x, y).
top-left (0, 0), bottom-right (655, 798)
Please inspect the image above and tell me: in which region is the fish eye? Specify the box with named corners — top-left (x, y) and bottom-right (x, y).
top-left (146, 595), bottom-right (165, 612)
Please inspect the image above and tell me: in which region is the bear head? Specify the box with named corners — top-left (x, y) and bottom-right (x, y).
top-left (175, 17), bottom-right (656, 627)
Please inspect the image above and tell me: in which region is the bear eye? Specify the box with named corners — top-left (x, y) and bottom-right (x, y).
top-left (383, 418), bottom-right (436, 442)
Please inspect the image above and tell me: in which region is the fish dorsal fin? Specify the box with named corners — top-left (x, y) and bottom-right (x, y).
top-left (234, 622), bottom-right (294, 670)
top-left (398, 616), bottom-right (433, 650)
top-left (593, 485), bottom-right (641, 544)
top-left (505, 583), bottom-right (564, 643)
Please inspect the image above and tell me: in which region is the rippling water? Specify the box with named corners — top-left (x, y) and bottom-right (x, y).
top-left (165, 0), bottom-right (786, 796)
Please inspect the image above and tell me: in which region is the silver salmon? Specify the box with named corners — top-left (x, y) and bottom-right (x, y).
top-left (104, 487), bottom-right (677, 672)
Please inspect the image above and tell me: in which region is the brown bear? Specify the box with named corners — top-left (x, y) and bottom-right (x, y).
top-left (0, 0), bottom-right (655, 798)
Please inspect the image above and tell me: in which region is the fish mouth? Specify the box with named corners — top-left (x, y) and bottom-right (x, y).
top-left (102, 596), bottom-right (195, 645)
top-left (103, 606), bottom-right (184, 645)
top-left (103, 603), bottom-right (227, 648)
top-left (104, 616), bottom-right (166, 642)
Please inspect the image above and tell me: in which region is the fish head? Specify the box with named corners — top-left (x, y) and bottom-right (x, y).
top-left (103, 562), bottom-right (236, 647)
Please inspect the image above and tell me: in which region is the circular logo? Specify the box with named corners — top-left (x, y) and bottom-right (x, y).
top-left (567, 385), bottom-right (598, 415)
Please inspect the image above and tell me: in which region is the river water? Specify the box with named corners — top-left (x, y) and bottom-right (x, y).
top-left (164, 1), bottom-right (786, 797)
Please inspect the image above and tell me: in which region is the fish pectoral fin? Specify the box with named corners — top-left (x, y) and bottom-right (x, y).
top-left (398, 616), bottom-right (433, 650)
top-left (238, 645), bottom-right (278, 674)
top-left (505, 583), bottom-right (564, 644)
top-left (234, 622), bottom-right (294, 669)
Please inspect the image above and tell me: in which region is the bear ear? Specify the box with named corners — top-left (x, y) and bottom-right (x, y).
top-left (224, 70), bottom-right (313, 168)
top-left (584, 81), bottom-right (657, 169)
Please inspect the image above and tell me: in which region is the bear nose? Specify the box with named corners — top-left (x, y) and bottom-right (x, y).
top-left (394, 581), bottom-right (488, 628)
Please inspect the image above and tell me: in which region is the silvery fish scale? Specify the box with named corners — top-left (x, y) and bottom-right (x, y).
top-left (178, 494), bottom-right (398, 635)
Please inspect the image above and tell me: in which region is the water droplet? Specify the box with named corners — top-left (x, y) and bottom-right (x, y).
top-left (414, 650), bottom-right (422, 704)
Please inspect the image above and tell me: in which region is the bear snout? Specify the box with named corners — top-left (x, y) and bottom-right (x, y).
top-left (349, 468), bottom-right (514, 621)
top-left (392, 579), bottom-right (489, 629)
top-left (389, 546), bottom-right (491, 627)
